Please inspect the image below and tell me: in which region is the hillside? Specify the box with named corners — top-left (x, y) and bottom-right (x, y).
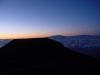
top-left (0, 38), bottom-right (100, 74)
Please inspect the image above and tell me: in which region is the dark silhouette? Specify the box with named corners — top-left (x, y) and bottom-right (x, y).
top-left (0, 38), bottom-right (100, 74)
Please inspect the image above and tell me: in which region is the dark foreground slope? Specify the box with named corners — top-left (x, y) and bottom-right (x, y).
top-left (0, 38), bottom-right (100, 74)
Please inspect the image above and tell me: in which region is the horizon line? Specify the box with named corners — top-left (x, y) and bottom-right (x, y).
top-left (0, 34), bottom-right (100, 39)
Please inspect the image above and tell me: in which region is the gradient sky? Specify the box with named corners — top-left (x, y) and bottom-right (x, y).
top-left (0, 0), bottom-right (100, 39)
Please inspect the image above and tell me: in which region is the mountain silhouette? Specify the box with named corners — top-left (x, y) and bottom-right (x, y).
top-left (0, 38), bottom-right (100, 74)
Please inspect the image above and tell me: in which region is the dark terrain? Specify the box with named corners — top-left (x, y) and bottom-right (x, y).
top-left (0, 38), bottom-right (100, 74)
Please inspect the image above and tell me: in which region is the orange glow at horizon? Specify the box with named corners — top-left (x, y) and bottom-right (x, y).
top-left (0, 33), bottom-right (72, 39)
top-left (0, 33), bottom-right (81, 39)
top-left (0, 34), bottom-right (49, 39)
top-left (0, 32), bottom-right (97, 39)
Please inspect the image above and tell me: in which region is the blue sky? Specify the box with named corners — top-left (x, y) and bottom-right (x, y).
top-left (0, 0), bottom-right (100, 38)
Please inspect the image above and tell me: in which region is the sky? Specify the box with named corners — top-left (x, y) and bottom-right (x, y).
top-left (0, 0), bottom-right (100, 39)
